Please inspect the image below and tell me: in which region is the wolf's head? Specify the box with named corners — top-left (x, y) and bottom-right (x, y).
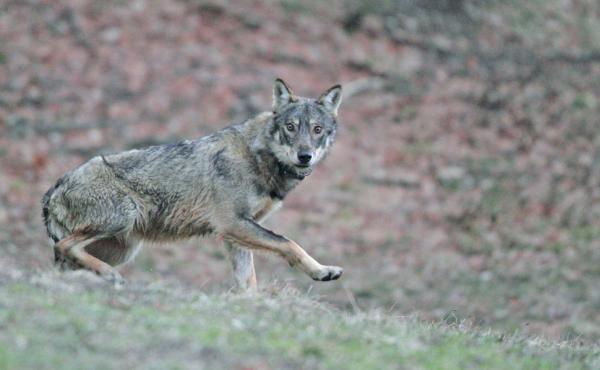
top-left (267, 78), bottom-right (342, 177)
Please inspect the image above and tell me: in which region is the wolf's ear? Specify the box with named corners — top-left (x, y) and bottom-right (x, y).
top-left (272, 78), bottom-right (297, 112)
top-left (317, 84), bottom-right (342, 116)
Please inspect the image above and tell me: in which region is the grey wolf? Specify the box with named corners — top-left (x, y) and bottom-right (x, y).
top-left (42, 79), bottom-right (344, 290)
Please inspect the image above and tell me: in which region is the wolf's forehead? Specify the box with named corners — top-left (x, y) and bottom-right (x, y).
top-left (282, 102), bottom-right (333, 123)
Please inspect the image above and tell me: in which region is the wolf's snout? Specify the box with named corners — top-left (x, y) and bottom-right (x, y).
top-left (297, 153), bottom-right (312, 164)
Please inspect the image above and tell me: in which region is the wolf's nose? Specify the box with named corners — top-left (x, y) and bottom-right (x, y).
top-left (297, 153), bottom-right (312, 164)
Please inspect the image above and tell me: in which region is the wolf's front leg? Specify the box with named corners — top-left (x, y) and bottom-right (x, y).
top-left (225, 242), bottom-right (257, 291)
top-left (222, 218), bottom-right (343, 282)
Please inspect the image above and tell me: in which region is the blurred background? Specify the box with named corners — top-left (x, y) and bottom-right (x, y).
top-left (1, 0), bottom-right (599, 341)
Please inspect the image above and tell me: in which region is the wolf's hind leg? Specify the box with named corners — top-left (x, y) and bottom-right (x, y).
top-left (85, 237), bottom-right (142, 267)
top-left (225, 242), bottom-right (257, 291)
top-left (223, 218), bottom-right (343, 282)
top-left (54, 233), bottom-right (124, 284)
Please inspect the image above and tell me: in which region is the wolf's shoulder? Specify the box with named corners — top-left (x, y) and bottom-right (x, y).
top-left (233, 111), bottom-right (273, 138)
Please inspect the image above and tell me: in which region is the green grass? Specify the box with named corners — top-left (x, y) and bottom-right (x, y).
top-left (0, 273), bottom-right (598, 370)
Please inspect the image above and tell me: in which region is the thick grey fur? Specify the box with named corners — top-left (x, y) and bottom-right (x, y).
top-left (42, 79), bottom-right (344, 288)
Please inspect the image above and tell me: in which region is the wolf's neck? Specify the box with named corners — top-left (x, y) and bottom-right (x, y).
top-left (251, 122), bottom-right (303, 200)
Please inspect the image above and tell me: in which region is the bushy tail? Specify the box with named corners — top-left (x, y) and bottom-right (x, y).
top-left (41, 177), bottom-right (65, 244)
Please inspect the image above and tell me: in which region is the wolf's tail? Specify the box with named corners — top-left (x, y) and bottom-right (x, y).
top-left (41, 177), bottom-right (66, 247)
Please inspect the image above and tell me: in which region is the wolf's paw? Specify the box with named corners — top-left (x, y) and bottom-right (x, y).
top-left (101, 270), bottom-right (125, 288)
top-left (312, 265), bottom-right (343, 282)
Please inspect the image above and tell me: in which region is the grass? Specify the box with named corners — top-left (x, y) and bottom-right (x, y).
top-left (0, 272), bottom-right (598, 370)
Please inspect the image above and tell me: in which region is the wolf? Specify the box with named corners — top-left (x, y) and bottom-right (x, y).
top-left (42, 79), bottom-right (343, 290)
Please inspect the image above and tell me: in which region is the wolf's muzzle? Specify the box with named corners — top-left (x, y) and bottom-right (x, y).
top-left (297, 153), bottom-right (312, 165)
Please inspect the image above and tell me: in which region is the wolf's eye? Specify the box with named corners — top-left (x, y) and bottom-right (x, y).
top-left (313, 126), bottom-right (322, 134)
top-left (286, 123), bottom-right (295, 132)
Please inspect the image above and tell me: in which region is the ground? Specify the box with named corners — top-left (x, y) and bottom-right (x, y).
top-left (1, 268), bottom-right (599, 370)
top-left (1, 0), bottom-right (600, 358)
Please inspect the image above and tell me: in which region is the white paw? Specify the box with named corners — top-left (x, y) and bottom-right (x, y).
top-left (311, 265), bottom-right (343, 281)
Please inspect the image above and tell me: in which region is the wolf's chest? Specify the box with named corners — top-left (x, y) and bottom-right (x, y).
top-left (251, 197), bottom-right (282, 222)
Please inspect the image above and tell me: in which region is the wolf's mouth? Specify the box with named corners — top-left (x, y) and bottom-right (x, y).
top-left (292, 164), bottom-right (313, 179)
